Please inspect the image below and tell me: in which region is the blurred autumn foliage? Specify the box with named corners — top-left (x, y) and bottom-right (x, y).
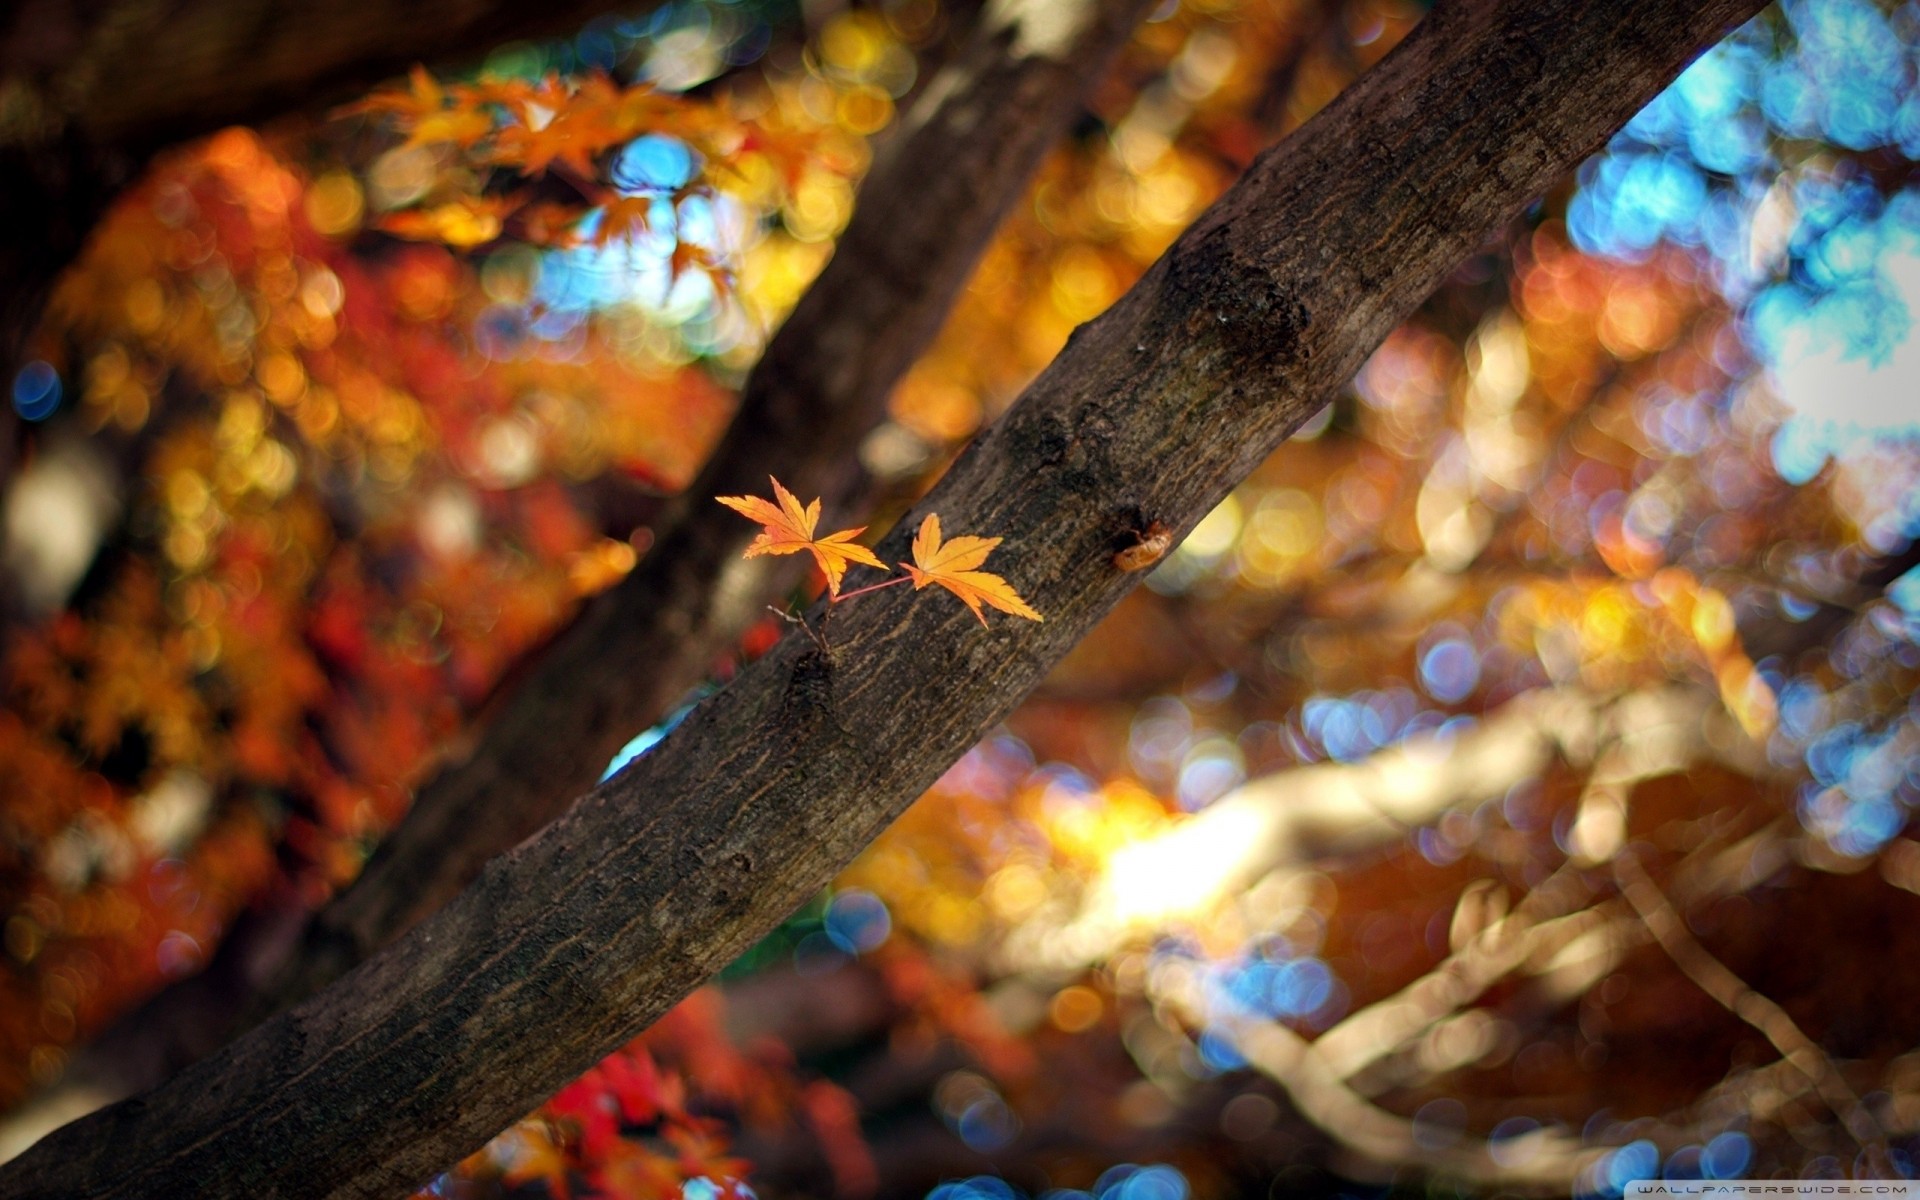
top-left (5, 1), bottom-right (1920, 1198)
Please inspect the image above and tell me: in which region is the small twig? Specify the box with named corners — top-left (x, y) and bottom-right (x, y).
top-left (1149, 960), bottom-right (1597, 1190)
top-left (1615, 849), bottom-right (1886, 1160)
top-left (766, 604), bottom-right (829, 653)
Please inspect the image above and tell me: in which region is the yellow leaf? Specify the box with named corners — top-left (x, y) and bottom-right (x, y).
top-left (406, 109), bottom-right (493, 149)
top-left (376, 197), bottom-right (510, 247)
top-left (716, 476), bottom-right (885, 597)
top-left (903, 514), bottom-right (1041, 625)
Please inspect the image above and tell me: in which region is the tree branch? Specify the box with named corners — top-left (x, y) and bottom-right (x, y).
top-left (0, 0), bottom-right (1768, 1194)
top-left (1614, 849), bottom-right (1885, 1154)
top-left (281, 0), bottom-right (1161, 1005)
top-left (1002, 684), bottom-right (1763, 973)
top-left (0, 0), bottom-right (1160, 1146)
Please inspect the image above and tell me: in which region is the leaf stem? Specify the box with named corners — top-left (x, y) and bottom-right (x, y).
top-left (832, 574), bottom-right (913, 603)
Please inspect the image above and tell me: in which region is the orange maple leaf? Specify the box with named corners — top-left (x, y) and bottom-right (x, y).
top-left (516, 200), bottom-right (588, 246)
top-left (335, 64), bottom-right (445, 121)
top-left (339, 66), bottom-right (494, 150)
top-left (716, 477), bottom-right (884, 597)
top-left (668, 239), bottom-right (732, 296)
top-left (490, 74), bottom-right (646, 178)
top-left (903, 514), bottom-right (1042, 625)
top-left (591, 194), bottom-right (657, 247)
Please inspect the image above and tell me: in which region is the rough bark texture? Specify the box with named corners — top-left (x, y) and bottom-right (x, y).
top-left (0, 0), bottom-right (1156, 1141)
top-left (0, 0), bottom-right (1766, 1195)
top-left (282, 0), bottom-right (1158, 1000)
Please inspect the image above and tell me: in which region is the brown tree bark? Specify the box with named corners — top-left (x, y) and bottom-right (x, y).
top-left (279, 0), bottom-right (1160, 1001)
top-left (0, 0), bottom-right (1157, 1145)
top-left (0, 0), bottom-right (1766, 1195)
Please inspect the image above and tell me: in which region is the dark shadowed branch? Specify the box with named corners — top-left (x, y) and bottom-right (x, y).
top-left (0, 0), bottom-right (1160, 1149)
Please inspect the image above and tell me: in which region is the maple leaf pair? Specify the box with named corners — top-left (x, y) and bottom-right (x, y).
top-left (717, 478), bottom-right (1041, 625)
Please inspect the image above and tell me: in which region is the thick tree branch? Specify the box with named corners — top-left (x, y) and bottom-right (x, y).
top-left (0, 0), bottom-right (1767, 1194)
top-left (0, 0), bottom-right (1159, 1144)
top-left (279, 0), bottom-right (1160, 1002)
